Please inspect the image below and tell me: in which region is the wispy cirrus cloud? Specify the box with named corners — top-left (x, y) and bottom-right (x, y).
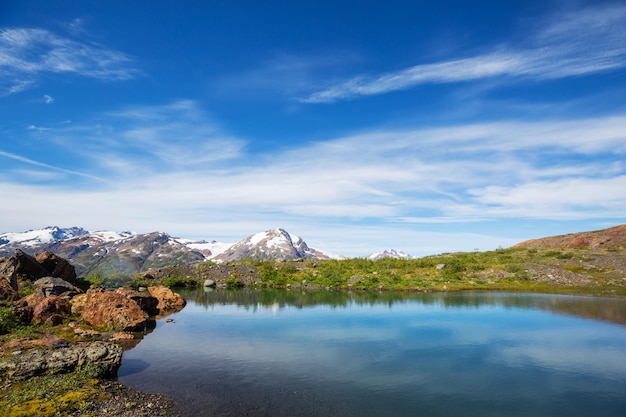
top-left (0, 26), bottom-right (140, 95)
top-left (301, 5), bottom-right (626, 103)
top-left (0, 150), bottom-right (105, 182)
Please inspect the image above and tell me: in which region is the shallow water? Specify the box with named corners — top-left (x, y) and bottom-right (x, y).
top-left (118, 290), bottom-right (626, 416)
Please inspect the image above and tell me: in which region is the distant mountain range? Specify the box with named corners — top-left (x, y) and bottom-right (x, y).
top-left (0, 226), bottom-right (410, 276)
top-left (5, 224), bottom-right (623, 278)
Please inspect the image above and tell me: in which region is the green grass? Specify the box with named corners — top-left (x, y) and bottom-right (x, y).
top-left (119, 247), bottom-right (626, 296)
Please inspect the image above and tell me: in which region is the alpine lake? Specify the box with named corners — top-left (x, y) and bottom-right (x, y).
top-left (118, 289), bottom-right (626, 417)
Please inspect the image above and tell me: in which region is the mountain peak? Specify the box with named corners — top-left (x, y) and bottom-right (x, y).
top-left (367, 249), bottom-right (412, 260)
top-left (214, 228), bottom-right (328, 262)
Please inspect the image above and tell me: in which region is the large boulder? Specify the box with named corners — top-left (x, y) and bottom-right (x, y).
top-left (80, 287), bottom-right (152, 331)
top-left (148, 285), bottom-right (186, 313)
top-left (32, 295), bottom-right (71, 324)
top-left (0, 250), bottom-right (48, 291)
top-left (115, 288), bottom-right (159, 317)
top-left (0, 341), bottom-right (123, 380)
top-left (35, 251), bottom-right (77, 282)
top-left (33, 276), bottom-right (81, 298)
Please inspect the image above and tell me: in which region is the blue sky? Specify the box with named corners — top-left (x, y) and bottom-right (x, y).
top-left (1, 0), bottom-right (625, 257)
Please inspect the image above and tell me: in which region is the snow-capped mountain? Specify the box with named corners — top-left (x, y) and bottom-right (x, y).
top-left (0, 226), bottom-right (337, 275)
top-left (367, 249), bottom-right (412, 260)
top-left (0, 226), bottom-right (89, 248)
top-left (214, 228), bottom-right (331, 262)
top-left (0, 227), bottom-right (205, 276)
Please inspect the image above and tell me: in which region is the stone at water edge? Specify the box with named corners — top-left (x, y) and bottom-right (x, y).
top-left (148, 285), bottom-right (186, 312)
top-left (114, 287), bottom-right (160, 317)
top-left (0, 341), bottom-right (123, 380)
top-left (80, 287), bottom-right (152, 332)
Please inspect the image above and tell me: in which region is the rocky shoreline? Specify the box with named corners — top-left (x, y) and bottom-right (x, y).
top-left (0, 249), bottom-right (187, 416)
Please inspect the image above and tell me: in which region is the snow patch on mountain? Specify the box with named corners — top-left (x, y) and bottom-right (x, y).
top-left (174, 238), bottom-right (232, 259)
top-left (0, 226), bottom-right (89, 248)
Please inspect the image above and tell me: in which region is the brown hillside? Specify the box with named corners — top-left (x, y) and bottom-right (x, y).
top-left (513, 224), bottom-right (626, 249)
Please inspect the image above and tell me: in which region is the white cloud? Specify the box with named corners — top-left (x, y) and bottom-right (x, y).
top-left (0, 26), bottom-right (139, 95)
top-left (301, 4), bottom-right (626, 103)
top-left (43, 94), bottom-right (54, 104)
top-left (1, 99), bottom-right (625, 256)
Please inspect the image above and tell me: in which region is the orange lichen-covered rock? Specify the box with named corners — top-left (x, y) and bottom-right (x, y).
top-left (147, 285), bottom-right (186, 313)
top-left (80, 287), bottom-right (151, 331)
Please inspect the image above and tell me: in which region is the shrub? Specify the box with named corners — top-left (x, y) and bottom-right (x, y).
top-left (0, 307), bottom-right (19, 335)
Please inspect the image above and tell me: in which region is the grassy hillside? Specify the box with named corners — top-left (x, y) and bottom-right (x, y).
top-left (135, 246), bottom-right (626, 296)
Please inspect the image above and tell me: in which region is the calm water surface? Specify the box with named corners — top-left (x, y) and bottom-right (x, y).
top-left (118, 290), bottom-right (626, 417)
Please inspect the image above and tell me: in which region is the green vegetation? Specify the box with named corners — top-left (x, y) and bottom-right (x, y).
top-left (0, 307), bottom-right (20, 335)
top-left (0, 367), bottom-right (104, 417)
top-left (130, 246), bottom-right (626, 296)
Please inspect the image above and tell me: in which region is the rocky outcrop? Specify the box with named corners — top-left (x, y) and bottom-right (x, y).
top-left (0, 250), bottom-right (48, 290)
top-left (148, 285), bottom-right (186, 313)
top-left (80, 287), bottom-right (153, 331)
top-left (115, 287), bottom-right (160, 317)
top-left (0, 341), bottom-right (122, 380)
top-left (514, 224), bottom-right (626, 249)
top-left (32, 295), bottom-right (71, 324)
top-left (0, 250), bottom-right (77, 291)
top-left (35, 251), bottom-right (77, 282)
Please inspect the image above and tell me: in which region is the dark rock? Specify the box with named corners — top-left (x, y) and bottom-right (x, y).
top-left (14, 249), bottom-right (48, 281)
top-left (33, 276), bottom-right (81, 297)
top-left (13, 305), bottom-right (33, 325)
top-left (0, 249), bottom-right (48, 291)
top-left (0, 341), bottom-right (123, 380)
top-left (44, 314), bottom-right (66, 326)
top-left (32, 295), bottom-right (71, 324)
top-left (35, 251), bottom-right (77, 282)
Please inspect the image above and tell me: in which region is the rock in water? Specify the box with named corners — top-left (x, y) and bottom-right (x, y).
top-left (148, 285), bottom-right (186, 313)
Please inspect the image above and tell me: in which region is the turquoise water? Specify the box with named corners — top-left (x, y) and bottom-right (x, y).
top-left (118, 290), bottom-right (626, 416)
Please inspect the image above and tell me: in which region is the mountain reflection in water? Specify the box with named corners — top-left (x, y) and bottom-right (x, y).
top-left (118, 289), bottom-right (626, 417)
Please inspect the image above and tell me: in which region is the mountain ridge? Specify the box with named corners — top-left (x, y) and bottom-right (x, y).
top-left (513, 224), bottom-right (626, 250)
top-left (2, 224), bottom-right (625, 278)
top-left (0, 226), bottom-right (342, 276)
